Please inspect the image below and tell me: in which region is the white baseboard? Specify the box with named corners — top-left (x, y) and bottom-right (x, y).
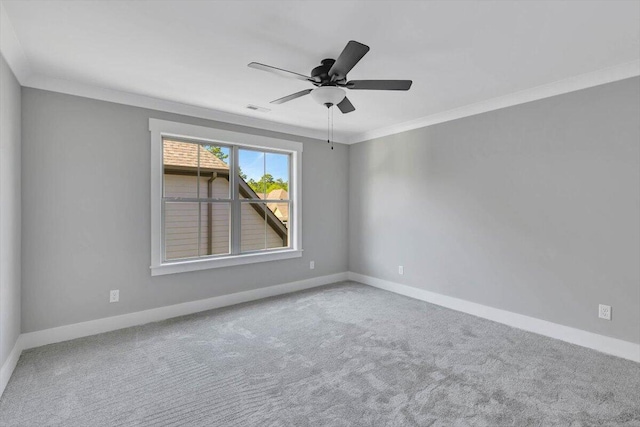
top-left (349, 272), bottom-right (640, 363)
top-left (0, 271), bottom-right (348, 397)
top-left (0, 337), bottom-right (23, 398)
top-left (3, 270), bottom-right (637, 398)
top-left (20, 272), bottom-right (348, 351)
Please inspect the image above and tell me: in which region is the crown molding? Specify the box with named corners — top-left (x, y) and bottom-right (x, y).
top-left (23, 60), bottom-right (640, 146)
top-left (0, 1), bottom-right (32, 84)
top-left (3, 0), bottom-right (637, 147)
top-left (23, 74), bottom-right (352, 143)
top-left (1, 1), bottom-right (344, 143)
top-left (27, 60), bottom-right (637, 147)
top-left (347, 60), bottom-right (640, 144)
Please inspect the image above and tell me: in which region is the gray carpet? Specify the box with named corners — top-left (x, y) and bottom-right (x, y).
top-left (1, 282), bottom-right (639, 426)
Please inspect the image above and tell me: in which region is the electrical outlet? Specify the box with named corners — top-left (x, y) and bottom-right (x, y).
top-left (310, 261), bottom-right (315, 270)
top-left (110, 290), bottom-right (119, 303)
top-left (398, 266), bottom-right (404, 275)
top-left (598, 304), bottom-right (611, 320)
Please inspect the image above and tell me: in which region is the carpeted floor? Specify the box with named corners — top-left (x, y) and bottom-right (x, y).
top-left (1, 282), bottom-right (639, 426)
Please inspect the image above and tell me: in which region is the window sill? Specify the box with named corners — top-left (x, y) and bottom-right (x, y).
top-left (150, 249), bottom-right (303, 276)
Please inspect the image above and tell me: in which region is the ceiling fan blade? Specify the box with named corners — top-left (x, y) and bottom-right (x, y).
top-left (337, 97), bottom-right (355, 114)
top-left (248, 62), bottom-right (314, 82)
top-left (328, 41), bottom-right (370, 81)
top-left (346, 80), bottom-right (413, 90)
top-left (270, 89), bottom-right (313, 105)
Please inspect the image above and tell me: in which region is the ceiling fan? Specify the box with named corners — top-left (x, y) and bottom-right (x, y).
top-left (248, 40), bottom-right (412, 114)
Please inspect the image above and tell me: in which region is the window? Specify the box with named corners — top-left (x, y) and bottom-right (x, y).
top-left (150, 119), bottom-right (302, 275)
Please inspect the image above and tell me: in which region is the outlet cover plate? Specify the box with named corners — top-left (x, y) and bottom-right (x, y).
top-left (598, 304), bottom-right (611, 320)
top-left (110, 290), bottom-right (120, 303)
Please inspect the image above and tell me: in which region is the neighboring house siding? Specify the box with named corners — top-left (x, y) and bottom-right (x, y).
top-left (164, 174), bottom-right (282, 259)
top-left (241, 203), bottom-right (284, 251)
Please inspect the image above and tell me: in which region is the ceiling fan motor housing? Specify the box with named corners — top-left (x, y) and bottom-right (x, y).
top-left (311, 59), bottom-right (337, 85)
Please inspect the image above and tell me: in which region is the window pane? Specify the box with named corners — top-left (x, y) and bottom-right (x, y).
top-left (164, 201), bottom-right (199, 260)
top-left (200, 202), bottom-right (230, 256)
top-left (200, 145), bottom-right (230, 199)
top-left (239, 149), bottom-right (266, 199)
top-left (163, 140), bottom-right (198, 198)
top-left (241, 202), bottom-right (289, 252)
top-left (265, 152), bottom-right (289, 201)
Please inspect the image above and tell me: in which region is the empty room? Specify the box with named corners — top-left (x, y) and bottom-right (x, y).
top-left (1, 1), bottom-right (639, 425)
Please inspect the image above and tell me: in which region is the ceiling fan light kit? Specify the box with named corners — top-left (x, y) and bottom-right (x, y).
top-left (248, 40), bottom-right (413, 148)
top-left (311, 86), bottom-right (346, 107)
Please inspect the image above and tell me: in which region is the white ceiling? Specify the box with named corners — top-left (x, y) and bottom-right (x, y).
top-left (2, 1), bottom-right (639, 143)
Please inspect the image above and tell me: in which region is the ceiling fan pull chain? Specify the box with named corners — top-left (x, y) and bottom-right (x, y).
top-left (327, 106), bottom-right (330, 145)
top-left (331, 106), bottom-right (334, 150)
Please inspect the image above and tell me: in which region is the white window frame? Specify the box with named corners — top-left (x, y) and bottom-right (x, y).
top-left (149, 118), bottom-right (303, 276)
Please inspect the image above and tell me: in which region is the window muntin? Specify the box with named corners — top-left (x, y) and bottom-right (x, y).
top-left (161, 137), bottom-right (292, 263)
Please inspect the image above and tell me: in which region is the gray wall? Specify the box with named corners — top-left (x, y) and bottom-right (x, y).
top-left (17, 77), bottom-right (640, 345)
top-left (21, 88), bottom-right (349, 333)
top-left (349, 77), bottom-right (640, 344)
top-left (0, 54), bottom-right (21, 366)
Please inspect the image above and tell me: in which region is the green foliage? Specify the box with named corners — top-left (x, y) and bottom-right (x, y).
top-left (247, 174), bottom-right (288, 195)
top-left (205, 145), bottom-right (228, 162)
top-left (203, 145), bottom-right (250, 180)
top-left (238, 167), bottom-right (247, 180)
top-left (201, 145), bottom-right (287, 196)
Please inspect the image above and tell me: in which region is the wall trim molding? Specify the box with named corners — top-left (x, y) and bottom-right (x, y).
top-left (346, 60), bottom-right (640, 144)
top-left (19, 272), bottom-right (348, 350)
top-left (22, 61), bottom-right (640, 147)
top-left (0, 271), bottom-right (348, 397)
top-left (348, 272), bottom-right (640, 363)
top-left (1, 3), bottom-right (638, 146)
top-left (0, 5), bottom-right (338, 142)
top-left (4, 31), bottom-right (636, 148)
top-left (3, 270), bottom-right (638, 397)
top-left (22, 74), bottom-right (343, 143)
top-left (0, 337), bottom-right (23, 398)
